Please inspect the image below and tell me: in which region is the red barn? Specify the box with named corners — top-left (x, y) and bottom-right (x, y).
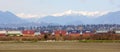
top-left (54, 30), bottom-right (67, 36)
top-left (0, 31), bottom-right (6, 36)
top-left (22, 30), bottom-right (35, 36)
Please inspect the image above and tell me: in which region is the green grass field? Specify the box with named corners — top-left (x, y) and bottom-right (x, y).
top-left (0, 41), bottom-right (120, 52)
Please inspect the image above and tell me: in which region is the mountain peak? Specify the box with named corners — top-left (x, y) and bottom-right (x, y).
top-left (51, 10), bottom-right (109, 17)
top-left (0, 11), bottom-right (27, 24)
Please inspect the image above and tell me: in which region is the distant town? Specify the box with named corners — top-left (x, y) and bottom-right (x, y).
top-left (1, 24), bottom-right (120, 31)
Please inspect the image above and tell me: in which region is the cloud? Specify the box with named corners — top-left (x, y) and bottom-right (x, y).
top-left (51, 10), bottom-right (109, 17)
top-left (107, 0), bottom-right (120, 9)
top-left (108, 0), bottom-right (115, 4)
top-left (79, 0), bottom-right (87, 3)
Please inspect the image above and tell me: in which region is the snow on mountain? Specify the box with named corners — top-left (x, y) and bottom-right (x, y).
top-left (0, 10), bottom-right (120, 26)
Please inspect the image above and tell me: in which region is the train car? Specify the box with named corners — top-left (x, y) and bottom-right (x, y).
top-left (0, 31), bottom-right (6, 36)
top-left (22, 30), bottom-right (35, 37)
top-left (7, 31), bottom-right (22, 36)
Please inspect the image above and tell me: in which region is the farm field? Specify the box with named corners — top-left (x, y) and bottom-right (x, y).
top-left (0, 42), bottom-right (120, 52)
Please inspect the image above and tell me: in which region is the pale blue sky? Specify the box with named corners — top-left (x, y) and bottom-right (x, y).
top-left (0, 0), bottom-right (120, 18)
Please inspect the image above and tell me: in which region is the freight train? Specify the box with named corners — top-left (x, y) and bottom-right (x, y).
top-left (0, 30), bottom-right (120, 37)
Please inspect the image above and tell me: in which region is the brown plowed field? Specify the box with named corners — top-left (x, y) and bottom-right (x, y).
top-left (0, 42), bottom-right (120, 52)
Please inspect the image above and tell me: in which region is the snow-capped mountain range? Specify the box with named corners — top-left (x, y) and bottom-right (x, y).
top-left (0, 10), bottom-right (120, 26)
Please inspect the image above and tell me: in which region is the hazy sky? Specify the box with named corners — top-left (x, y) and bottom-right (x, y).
top-left (0, 0), bottom-right (120, 18)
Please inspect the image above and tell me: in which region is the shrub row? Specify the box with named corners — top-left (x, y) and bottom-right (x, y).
top-left (0, 34), bottom-right (120, 41)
